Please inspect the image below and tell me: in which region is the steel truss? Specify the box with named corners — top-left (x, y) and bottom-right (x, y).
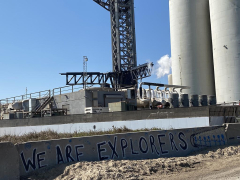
top-left (60, 63), bottom-right (153, 88)
top-left (93, 0), bottom-right (136, 72)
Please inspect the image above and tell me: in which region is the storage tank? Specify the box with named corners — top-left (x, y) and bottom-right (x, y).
top-left (168, 74), bottom-right (172, 85)
top-left (168, 74), bottom-right (173, 92)
top-left (209, 0), bottom-right (240, 103)
top-left (190, 95), bottom-right (199, 107)
top-left (169, 93), bottom-right (179, 108)
top-left (169, 0), bottom-right (215, 95)
top-left (199, 95), bottom-right (208, 106)
top-left (179, 94), bottom-right (189, 107)
top-left (208, 95), bottom-right (216, 105)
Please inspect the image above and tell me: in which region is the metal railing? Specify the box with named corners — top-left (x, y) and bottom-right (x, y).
top-left (52, 85), bottom-right (82, 96)
top-left (0, 85), bottom-right (83, 105)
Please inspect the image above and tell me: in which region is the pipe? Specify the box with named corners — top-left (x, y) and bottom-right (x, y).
top-left (138, 82), bottom-right (150, 103)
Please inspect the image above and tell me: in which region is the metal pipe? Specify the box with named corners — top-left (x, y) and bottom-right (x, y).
top-left (138, 82), bottom-right (150, 103)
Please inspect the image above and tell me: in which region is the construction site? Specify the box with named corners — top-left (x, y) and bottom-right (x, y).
top-left (1, 0), bottom-right (240, 179)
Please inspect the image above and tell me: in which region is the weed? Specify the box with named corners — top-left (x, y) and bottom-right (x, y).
top-left (0, 126), bottom-right (162, 144)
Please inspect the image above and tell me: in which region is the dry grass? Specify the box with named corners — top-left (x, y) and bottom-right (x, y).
top-left (0, 126), bottom-right (161, 144)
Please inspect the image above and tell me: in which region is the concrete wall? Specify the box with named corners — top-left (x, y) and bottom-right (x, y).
top-left (225, 123), bottom-right (240, 145)
top-left (209, 106), bottom-right (240, 117)
top-left (53, 90), bottom-right (87, 115)
top-left (0, 117), bottom-right (210, 136)
top-left (0, 106), bottom-right (210, 128)
top-left (209, 116), bottom-right (224, 126)
top-left (52, 90), bottom-right (126, 115)
top-left (5, 124), bottom-right (240, 179)
top-left (15, 126), bottom-right (225, 176)
top-left (0, 142), bottom-right (19, 180)
top-left (96, 91), bottom-right (126, 107)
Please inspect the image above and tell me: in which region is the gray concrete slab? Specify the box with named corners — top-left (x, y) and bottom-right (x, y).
top-left (0, 142), bottom-right (19, 180)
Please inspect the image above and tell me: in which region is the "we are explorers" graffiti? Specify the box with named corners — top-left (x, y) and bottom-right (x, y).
top-left (19, 128), bottom-right (225, 173)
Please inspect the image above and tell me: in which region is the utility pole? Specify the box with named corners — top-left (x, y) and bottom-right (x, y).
top-left (26, 87), bottom-right (28, 99)
top-left (83, 56), bottom-right (88, 89)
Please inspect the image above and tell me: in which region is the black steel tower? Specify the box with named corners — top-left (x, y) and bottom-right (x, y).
top-left (61, 0), bottom-right (153, 89)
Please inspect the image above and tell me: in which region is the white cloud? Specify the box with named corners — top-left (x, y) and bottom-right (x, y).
top-left (155, 55), bottom-right (172, 79)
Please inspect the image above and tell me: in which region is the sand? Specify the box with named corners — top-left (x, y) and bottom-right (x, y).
top-left (22, 145), bottom-right (240, 180)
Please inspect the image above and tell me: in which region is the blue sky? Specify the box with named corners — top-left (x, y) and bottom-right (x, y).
top-left (0, 0), bottom-right (171, 99)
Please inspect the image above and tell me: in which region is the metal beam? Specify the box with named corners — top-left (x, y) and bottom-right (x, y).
top-left (93, 0), bottom-right (110, 11)
top-left (60, 72), bottom-right (117, 88)
top-left (140, 82), bottom-right (190, 89)
top-left (131, 63), bottom-right (153, 80)
top-left (60, 62), bottom-right (153, 88)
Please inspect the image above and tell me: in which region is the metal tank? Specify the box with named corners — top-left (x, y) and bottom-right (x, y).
top-left (169, 93), bottom-right (179, 108)
top-left (168, 74), bottom-right (173, 92)
top-left (208, 95), bottom-right (216, 105)
top-left (169, 0), bottom-right (215, 95)
top-left (168, 74), bottom-right (172, 85)
top-left (190, 95), bottom-right (199, 107)
top-left (209, 0), bottom-right (240, 103)
top-left (199, 95), bottom-right (208, 106)
top-left (179, 94), bottom-right (189, 107)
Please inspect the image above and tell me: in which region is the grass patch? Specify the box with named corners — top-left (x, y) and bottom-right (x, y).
top-left (0, 126), bottom-right (162, 144)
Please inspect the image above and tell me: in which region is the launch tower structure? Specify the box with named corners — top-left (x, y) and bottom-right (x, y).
top-left (94, 0), bottom-right (137, 73)
top-left (61, 0), bottom-right (153, 89)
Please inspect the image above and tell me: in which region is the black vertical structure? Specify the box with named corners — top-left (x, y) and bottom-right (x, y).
top-left (61, 0), bottom-right (153, 89)
top-left (94, 0), bottom-right (137, 87)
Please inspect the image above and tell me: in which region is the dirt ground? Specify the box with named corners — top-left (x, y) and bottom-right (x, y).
top-left (23, 145), bottom-right (240, 180)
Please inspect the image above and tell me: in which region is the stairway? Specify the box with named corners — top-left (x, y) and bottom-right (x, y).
top-left (31, 96), bottom-right (54, 118)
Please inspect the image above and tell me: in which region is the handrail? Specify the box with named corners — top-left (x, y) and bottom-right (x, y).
top-left (0, 85), bottom-right (82, 105)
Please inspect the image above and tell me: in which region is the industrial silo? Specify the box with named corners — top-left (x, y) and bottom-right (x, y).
top-left (169, 0), bottom-right (215, 96)
top-left (209, 0), bottom-right (240, 103)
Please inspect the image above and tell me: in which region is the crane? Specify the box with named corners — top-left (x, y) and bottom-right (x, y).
top-left (61, 0), bottom-right (153, 89)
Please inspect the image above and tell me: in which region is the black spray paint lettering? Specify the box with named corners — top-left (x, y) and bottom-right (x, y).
top-left (21, 149), bottom-right (47, 172)
top-left (130, 139), bottom-right (139, 155)
top-left (57, 144), bottom-right (84, 163)
top-left (97, 141), bottom-right (109, 161)
top-left (139, 137), bottom-right (148, 154)
top-left (75, 145), bottom-right (84, 161)
top-left (56, 146), bottom-right (64, 164)
top-left (178, 132), bottom-right (188, 150)
top-left (121, 138), bottom-right (128, 157)
top-left (149, 135), bottom-right (160, 155)
top-left (108, 137), bottom-right (119, 159)
top-left (66, 145), bottom-right (75, 162)
top-left (169, 133), bottom-right (178, 151)
top-left (158, 134), bottom-right (169, 155)
top-left (37, 152), bottom-right (47, 169)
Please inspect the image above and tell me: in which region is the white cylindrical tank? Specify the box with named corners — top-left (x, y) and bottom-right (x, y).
top-left (168, 74), bottom-right (172, 85)
top-left (168, 74), bottom-right (173, 92)
top-left (209, 0), bottom-right (240, 103)
top-left (169, 0), bottom-right (215, 95)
